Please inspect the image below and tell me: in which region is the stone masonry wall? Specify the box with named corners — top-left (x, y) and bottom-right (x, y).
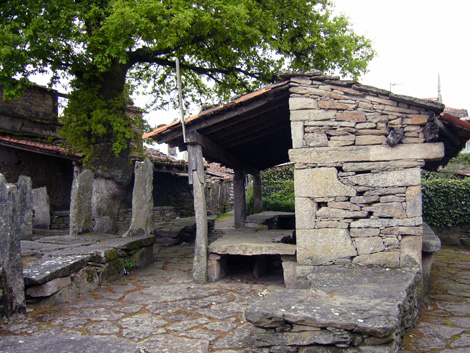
top-left (288, 73), bottom-right (445, 281)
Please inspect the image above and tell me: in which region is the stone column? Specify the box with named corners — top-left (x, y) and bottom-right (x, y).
top-left (125, 158), bottom-right (154, 237)
top-left (17, 176), bottom-right (33, 240)
top-left (32, 187), bottom-right (50, 229)
top-left (92, 178), bottom-right (124, 234)
top-left (0, 174), bottom-right (26, 322)
top-left (69, 168), bottom-right (94, 235)
top-left (253, 171), bottom-right (263, 214)
top-left (233, 169), bottom-right (246, 228)
top-left (188, 143), bottom-right (208, 283)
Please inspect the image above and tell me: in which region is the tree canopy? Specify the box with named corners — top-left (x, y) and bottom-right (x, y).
top-left (0, 0), bottom-right (374, 180)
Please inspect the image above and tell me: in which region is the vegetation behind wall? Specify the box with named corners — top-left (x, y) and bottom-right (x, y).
top-left (249, 159), bottom-right (470, 227)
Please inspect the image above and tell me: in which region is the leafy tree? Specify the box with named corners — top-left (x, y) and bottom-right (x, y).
top-left (0, 0), bottom-right (374, 182)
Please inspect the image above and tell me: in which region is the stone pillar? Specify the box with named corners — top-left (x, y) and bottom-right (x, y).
top-left (234, 169), bottom-right (246, 228)
top-left (253, 171), bottom-right (263, 214)
top-left (92, 178), bottom-right (124, 234)
top-left (188, 143), bottom-right (208, 283)
top-left (69, 168), bottom-right (94, 235)
top-left (17, 176), bottom-right (33, 240)
top-left (32, 186), bottom-right (50, 229)
top-left (0, 174), bottom-right (26, 322)
top-left (125, 158), bottom-right (154, 237)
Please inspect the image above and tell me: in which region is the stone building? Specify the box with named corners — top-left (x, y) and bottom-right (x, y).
top-left (145, 71), bottom-right (470, 282)
top-left (0, 84), bottom-right (233, 232)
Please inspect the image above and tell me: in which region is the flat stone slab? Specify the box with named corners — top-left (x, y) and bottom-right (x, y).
top-left (246, 266), bottom-right (419, 338)
top-left (246, 211), bottom-right (295, 223)
top-left (0, 335), bottom-right (139, 353)
top-left (23, 255), bottom-right (90, 286)
top-left (154, 217), bottom-right (215, 246)
top-left (423, 223), bottom-right (441, 253)
top-left (22, 234), bottom-right (155, 287)
top-left (209, 229), bottom-right (296, 256)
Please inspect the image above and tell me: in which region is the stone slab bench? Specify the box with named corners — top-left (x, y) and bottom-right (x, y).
top-left (245, 266), bottom-right (420, 352)
top-left (422, 222), bottom-right (441, 297)
top-left (21, 234), bottom-right (155, 304)
top-left (245, 211), bottom-right (295, 229)
top-left (208, 229), bottom-right (297, 287)
top-left (154, 216), bottom-right (216, 246)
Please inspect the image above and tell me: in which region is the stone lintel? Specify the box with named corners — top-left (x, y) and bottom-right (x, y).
top-left (289, 143), bottom-right (444, 164)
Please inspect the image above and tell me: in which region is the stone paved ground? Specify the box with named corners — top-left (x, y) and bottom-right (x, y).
top-left (0, 226), bottom-right (283, 352)
top-left (2, 227), bottom-right (470, 352)
top-left (400, 246), bottom-right (470, 352)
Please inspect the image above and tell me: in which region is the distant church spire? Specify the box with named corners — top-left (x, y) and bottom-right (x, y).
top-left (437, 73), bottom-right (443, 103)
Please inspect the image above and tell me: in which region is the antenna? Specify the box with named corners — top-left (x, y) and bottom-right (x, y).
top-left (389, 83), bottom-right (402, 92)
top-left (176, 58), bottom-right (187, 143)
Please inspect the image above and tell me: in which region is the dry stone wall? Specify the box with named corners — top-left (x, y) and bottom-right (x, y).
top-left (288, 73), bottom-right (445, 280)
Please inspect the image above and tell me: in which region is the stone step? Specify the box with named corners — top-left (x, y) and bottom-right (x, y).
top-left (245, 266), bottom-right (420, 351)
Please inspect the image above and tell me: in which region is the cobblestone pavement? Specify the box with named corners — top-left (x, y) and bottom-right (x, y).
top-left (400, 246), bottom-right (470, 352)
top-left (2, 235), bottom-right (470, 352)
top-left (0, 237), bottom-right (284, 352)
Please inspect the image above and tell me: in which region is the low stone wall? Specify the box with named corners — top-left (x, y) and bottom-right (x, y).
top-left (246, 267), bottom-right (420, 352)
top-left (22, 234), bottom-right (155, 305)
top-left (430, 224), bottom-right (470, 247)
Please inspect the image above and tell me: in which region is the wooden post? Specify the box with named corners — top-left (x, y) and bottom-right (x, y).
top-left (253, 171), bottom-right (262, 214)
top-left (234, 168), bottom-right (246, 228)
top-left (187, 143), bottom-right (208, 283)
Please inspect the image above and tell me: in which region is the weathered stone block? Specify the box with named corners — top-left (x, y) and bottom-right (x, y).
top-left (406, 185), bottom-right (422, 218)
top-left (32, 186), bottom-right (50, 229)
top-left (355, 135), bottom-right (387, 145)
top-left (92, 178), bottom-right (124, 234)
top-left (289, 97), bottom-right (318, 110)
top-left (125, 158), bottom-right (154, 237)
top-left (316, 207), bottom-right (367, 219)
top-left (336, 111), bottom-right (366, 122)
top-left (351, 217), bottom-right (422, 228)
top-left (350, 228), bottom-right (380, 237)
top-left (69, 169), bottom-right (94, 235)
top-left (0, 174), bottom-right (25, 321)
top-left (295, 197), bottom-right (317, 230)
top-left (305, 132), bottom-right (328, 147)
top-left (318, 100), bottom-right (349, 110)
top-left (290, 109), bottom-right (336, 121)
top-left (344, 168), bottom-right (421, 188)
top-left (26, 276), bottom-right (71, 298)
top-left (290, 121), bottom-right (304, 148)
top-left (352, 252), bottom-right (400, 267)
top-left (363, 202), bottom-right (406, 218)
top-left (400, 235), bottom-right (422, 269)
top-left (294, 168), bottom-right (356, 198)
top-left (17, 176), bottom-right (33, 240)
top-left (289, 143), bottom-right (444, 165)
top-left (354, 237), bottom-right (385, 255)
top-left (297, 229), bottom-right (357, 266)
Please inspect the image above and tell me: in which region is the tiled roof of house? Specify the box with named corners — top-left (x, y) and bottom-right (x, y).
top-left (0, 135), bottom-right (81, 160)
top-left (206, 162), bottom-right (234, 179)
top-left (143, 147), bottom-right (186, 167)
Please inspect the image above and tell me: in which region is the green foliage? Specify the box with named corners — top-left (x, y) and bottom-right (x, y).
top-left (449, 153), bottom-right (470, 166)
top-left (422, 177), bottom-right (470, 227)
top-left (0, 0), bottom-right (374, 169)
top-left (247, 165), bottom-right (295, 214)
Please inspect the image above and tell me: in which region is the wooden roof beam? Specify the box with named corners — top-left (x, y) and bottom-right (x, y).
top-left (186, 130), bottom-right (259, 176)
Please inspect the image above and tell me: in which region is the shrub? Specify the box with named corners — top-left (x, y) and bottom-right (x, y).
top-left (422, 176), bottom-right (470, 227)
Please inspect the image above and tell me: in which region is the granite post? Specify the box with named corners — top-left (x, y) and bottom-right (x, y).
top-left (69, 168), bottom-right (94, 235)
top-left (125, 158), bottom-right (154, 237)
top-left (0, 174), bottom-right (26, 322)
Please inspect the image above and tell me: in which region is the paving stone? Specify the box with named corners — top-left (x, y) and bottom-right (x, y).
top-left (113, 304), bottom-right (143, 314)
top-left (120, 314), bottom-right (167, 340)
top-left (86, 321), bottom-right (120, 335)
top-left (0, 335), bottom-right (139, 353)
top-left (415, 322), bottom-right (464, 341)
top-left (51, 316), bottom-right (88, 329)
top-left (204, 318), bottom-right (238, 332)
top-left (72, 308), bottom-right (125, 321)
top-left (139, 334), bottom-right (210, 353)
top-left (146, 302), bottom-right (181, 315)
top-left (179, 328), bottom-right (221, 342)
top-left (212, 323), bottom-right (263, 349)
top-left (166, 318), bottom-right (210, 332)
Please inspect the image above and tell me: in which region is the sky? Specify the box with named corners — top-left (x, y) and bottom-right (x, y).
top-left (332, 0), bottom-right (469, 114)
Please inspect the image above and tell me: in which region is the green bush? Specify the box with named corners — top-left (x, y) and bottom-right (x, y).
top-left (422, 177), bottom-right (470, 227)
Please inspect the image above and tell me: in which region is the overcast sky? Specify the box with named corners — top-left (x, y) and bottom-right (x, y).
top-left (332, 0), bottom-right (469, 114)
